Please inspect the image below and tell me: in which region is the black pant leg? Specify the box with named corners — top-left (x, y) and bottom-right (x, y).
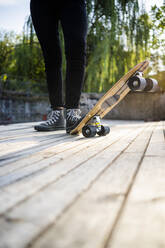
top-left (30, 0), bottom-right (64, 108)
top-left (60, 0), bottom-right (88, 109)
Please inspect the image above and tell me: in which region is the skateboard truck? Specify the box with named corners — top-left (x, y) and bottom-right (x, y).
top-left (82, 115), bottom-right (110, 138)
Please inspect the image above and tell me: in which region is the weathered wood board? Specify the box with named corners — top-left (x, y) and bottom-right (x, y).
top-left (0, 120), bottom-right (164, 248)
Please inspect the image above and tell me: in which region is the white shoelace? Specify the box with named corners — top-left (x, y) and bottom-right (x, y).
top-left (45, 110), bottom-right (61, 125)
top-left (66, 109), bottom-right (81, 122)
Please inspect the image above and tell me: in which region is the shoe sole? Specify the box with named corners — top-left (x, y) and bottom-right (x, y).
top-left (34, 126), bottom-right (65, 131)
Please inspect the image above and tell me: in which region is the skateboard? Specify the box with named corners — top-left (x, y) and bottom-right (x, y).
top-left (71, 60), bottom-right (158, 137)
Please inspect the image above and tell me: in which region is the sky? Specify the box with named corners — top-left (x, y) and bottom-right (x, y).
top-left (0, 0), bottom-right (30, 34)
top-left (0, 0), bottom-right (164, 34)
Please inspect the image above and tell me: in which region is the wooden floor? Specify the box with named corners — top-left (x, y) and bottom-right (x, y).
top-left (0, 120), bottom-right (165, 248)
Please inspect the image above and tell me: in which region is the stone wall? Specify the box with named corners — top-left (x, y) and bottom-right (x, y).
top-left (0, 91), bottom-right (165, 124)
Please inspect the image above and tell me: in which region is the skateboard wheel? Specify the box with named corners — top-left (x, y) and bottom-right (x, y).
top-left (144, 78), bottom-right (159, 92)
top-left (82, 125), bottom-right (97, 138)
top-left (128, 76), bottom-right (146, 91)
top-left (97, 125), bottom-right (110, 136)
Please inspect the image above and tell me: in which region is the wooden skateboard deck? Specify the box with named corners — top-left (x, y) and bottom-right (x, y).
top-left (71, 60), bottom-right (149, 135)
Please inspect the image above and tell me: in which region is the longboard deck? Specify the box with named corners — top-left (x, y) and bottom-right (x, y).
top-left (71, 61), bottom-right (149, 135)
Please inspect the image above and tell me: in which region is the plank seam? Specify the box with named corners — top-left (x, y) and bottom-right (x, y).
top-left (0, 132), bottom-right (65, 143)
top-left (103, 123), bottom-right (156, 248)
top-left (0, 136), bottom-right (97, 177)
top-left (0, 135), bottom-right (73, 167)
top-left (0, 126), bottom-right (32, 133)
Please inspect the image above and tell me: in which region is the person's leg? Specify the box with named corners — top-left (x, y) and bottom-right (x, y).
top-left (30, 0), bottom-right (65, 131)
top-left (30, 0), bottom-right (64, 109)
top-left (60, 0), bottom-right (88, 109)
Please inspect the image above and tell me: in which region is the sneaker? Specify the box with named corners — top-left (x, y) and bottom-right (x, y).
top-left (34, 109), bottom-right (65, 131)
top-left (66, 109), bottom-right (83, 134)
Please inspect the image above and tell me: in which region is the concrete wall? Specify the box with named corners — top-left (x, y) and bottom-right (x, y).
top-left (0, 91), bottom-right (165, 124)
top-left (105, 92), bottom-right (165, 121)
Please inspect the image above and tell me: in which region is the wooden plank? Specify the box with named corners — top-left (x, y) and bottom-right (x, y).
top-left (0, 134), bottom-right (114, 187)
top-left (0, 120), bottom-right (123, 166)
top-left (0, 124), bottom-right (136, 214)
top-left (0, 122), bottom-right (36, 132)
top-left (30, 123), bottom-right (155, 248)
top-left (0, 135), bottom-right (95, 177)
top-left (126, 124), bottom-right (155, 153)
top-left (145, 121), bottom-right (165, 157)
top-left (0, 128), bottom-right (63, 141)
top-left (106, 122), bottom-right (165, 248)
top-left (0, 133), bottom-right (64, 146)
top-left (0, 122), bottom-right (143, 178)
top-left (0, 129), bottom-right (35, 141)
top-left (0, 141), bottom-right (40, 157)
top-left (0, 123), bottom-right (149, 248)
top-left (107, 157), bottom-right (165, 248)
top-left (0, 134), bottom-right (72, 166)
top-left (105, 123), bottom-right (152, 152)
top-left (0, 130), bottom-right (67, 157)
top-left (0, 123), bottom-right (64, 142)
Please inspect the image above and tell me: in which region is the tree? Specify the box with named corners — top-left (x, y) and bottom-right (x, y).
top-left (151, 3), bottom-right (165, 68)
top-left (8, 16), bottom-right (46, 93)
top-left (84, 0), bottom-right (151, 92)
top-left (0, 31), bottom-right (14, 75)
top-left (150, 2), bottom-right (165, 89)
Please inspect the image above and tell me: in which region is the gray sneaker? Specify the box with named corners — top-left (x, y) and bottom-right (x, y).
top-left (34, 109), bottom-right (65, 131)
top-left (66, 109), bottom-right (83, 134)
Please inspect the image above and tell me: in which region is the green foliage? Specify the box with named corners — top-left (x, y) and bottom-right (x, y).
top-left (151, 4), bottom-right (165, 31)
top-left (150, 3), bottom-right (165, 76)
top-left (0, 16), bottom-right (46, 93)
top-left (0, 31), bottom-right (15, 75)
top-left (84, 0), bottom-right (151, 92)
